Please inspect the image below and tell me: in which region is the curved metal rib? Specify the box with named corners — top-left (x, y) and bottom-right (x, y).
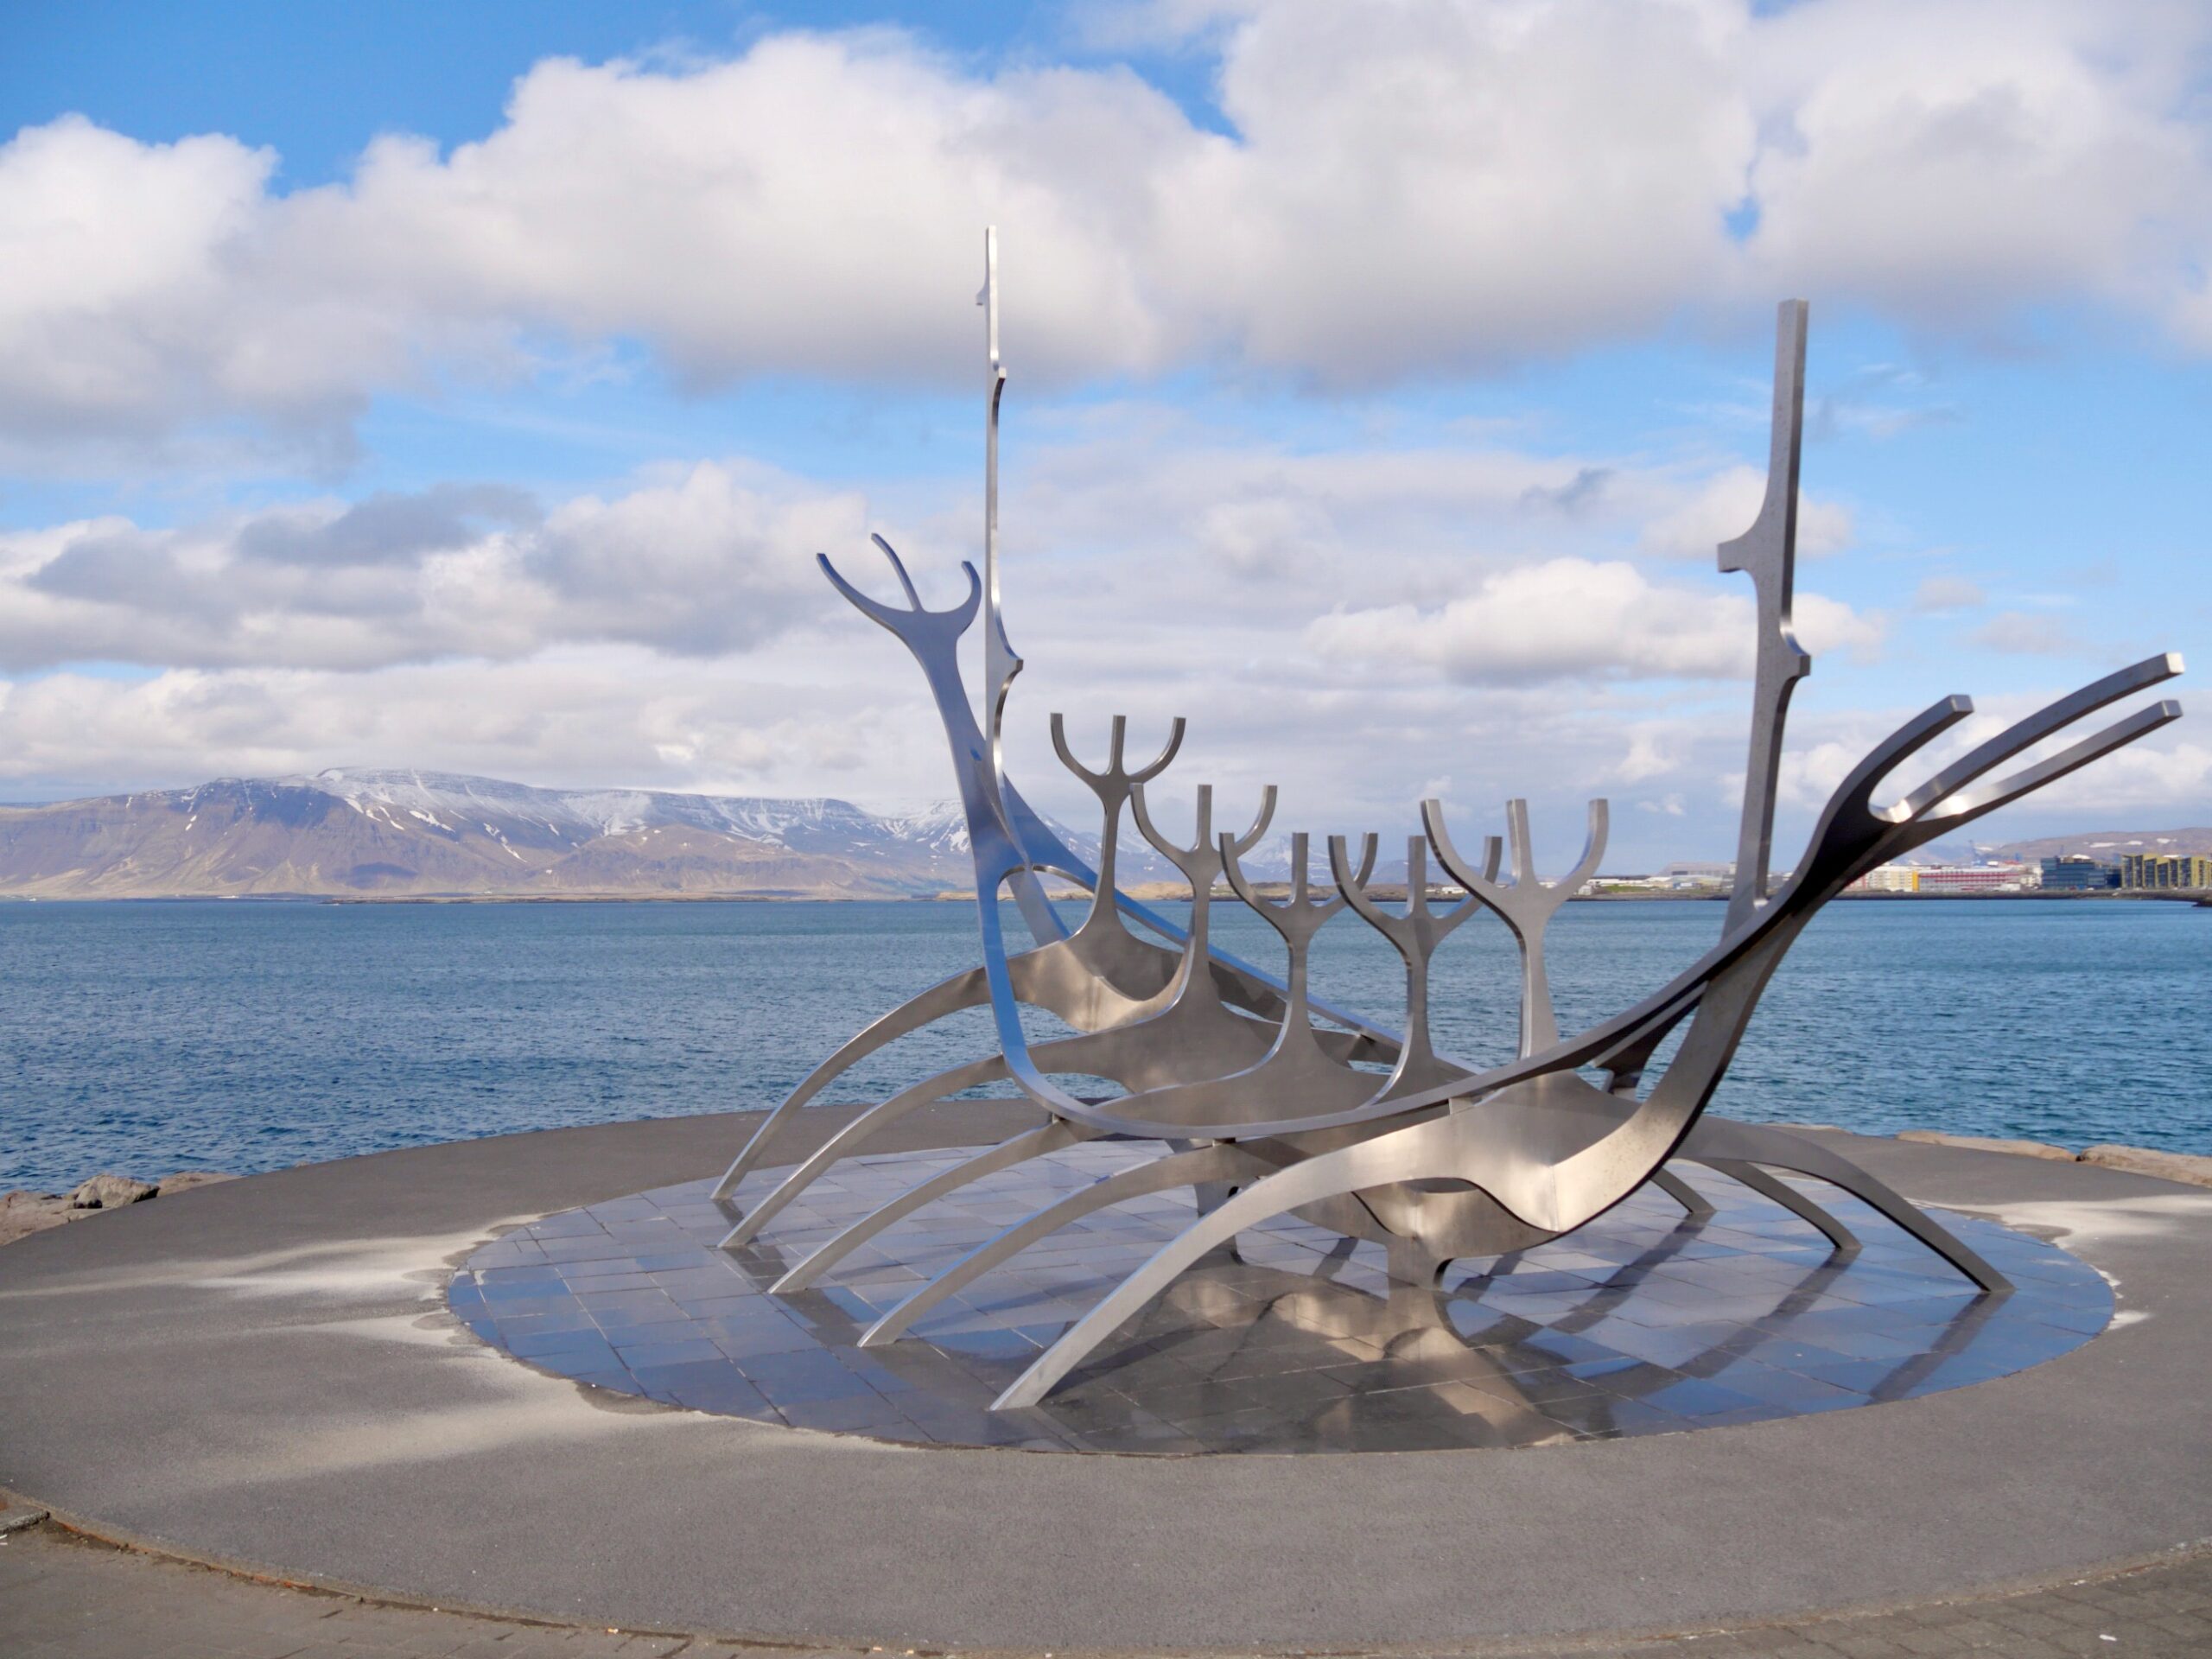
top-left (721, 1050), bottom-right (1012, 1249)
top-left (713, 932), bottom-right (1177, 1207)
top-left (992, 1118), bottom-right (1462, 1408)
top-left (1684, 1118), bottom-right (2009, 1294)
top-left (1033, 831), bottom-right (1394, 1135)
top-left (1359, 654), bottom-right (2183, 1129)
top-left (817, 283), bottom-right (2179, 1409)
top-left (771, 1119), bottom-right (1101, 1292)
top-left (858, 1143), bottom-right (1270, 1348)
top-left (730, 788), bottom-right (1395, 1260)
top-left (714, 963), bottom-right (987, 1199)
top-left (989, 898), bottom-right (1856, 1406)
top-left (1648, 1166), bottom-right (1715, 1220)
top-left (1700, 1160), bottom-right (1860, 1255)
top-left (723, 982), bottom-right (1295, 1251)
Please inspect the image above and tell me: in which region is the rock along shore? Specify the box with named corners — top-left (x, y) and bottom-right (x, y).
top-left (0, 1171), bottom-right (236, 1247)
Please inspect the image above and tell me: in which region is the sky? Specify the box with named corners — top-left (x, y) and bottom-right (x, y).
top-left (1, 0), bottom-right (2208, 872)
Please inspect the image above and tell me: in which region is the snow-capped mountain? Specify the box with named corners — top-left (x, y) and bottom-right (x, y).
top-left (311, 768), bottom-right (923, 852)
top-left (0, 769), bottom-right (1092, 900)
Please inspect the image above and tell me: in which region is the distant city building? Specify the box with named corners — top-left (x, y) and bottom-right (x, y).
top-left (2118, 853), bottom-right (2212, 889)
top-left (2041, 855), bottom-right (2120, 891)
top-left (1659, 860), bottom-right (1734, 890)
top-left (1913, 863), bottom-right (2037, 893)
top-left (1847, 863), bottom-right (1920, 893)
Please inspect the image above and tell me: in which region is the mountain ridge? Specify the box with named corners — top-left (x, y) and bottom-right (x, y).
top-left (0, 768), bottom-right (2191, 899)
top-left (0, 769), bottom-right (1016, 900)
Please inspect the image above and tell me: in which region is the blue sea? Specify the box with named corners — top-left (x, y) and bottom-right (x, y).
top-left (0, 897), bottom-right (2204, 1190)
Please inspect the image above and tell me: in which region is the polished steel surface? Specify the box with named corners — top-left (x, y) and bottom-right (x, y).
top-left (1422, 798), bottom-right (1606, 1057)
top-left (855, 1141), bottom-right (1274, 1349)
top-left (979, 225), bottom-right (1060, 946)
top-left (709, 268), bottom-right (2183, 1408)
top-left (1722, 299), bottom-right (1811, 938)
top-left (1328, 835), bottom-right (1485, 1091)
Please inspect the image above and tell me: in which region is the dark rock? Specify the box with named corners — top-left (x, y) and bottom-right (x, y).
top-left (69, 1173), bottom-right (158, 1210)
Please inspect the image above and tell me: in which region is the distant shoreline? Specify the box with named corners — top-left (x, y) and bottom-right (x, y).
top-left (0, 887), bottom-right (2205, 906)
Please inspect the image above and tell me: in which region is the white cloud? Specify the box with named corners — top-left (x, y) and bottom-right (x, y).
top-left (1616, 729), bottom-right (1683, 784)
top-left (0, 397), bottom-right (1861, 682)
top-left (1638, 464), bottom-right (1855, 562)
top-left (1744, 0), bottom-right (2212, 327)
top-left (0, 410), bottom-right (1917, 874)
top-left (1304, 556), bottom-right (1882, 685)
top-left (2018, 737), bottom-right (2212, 817)
top-left (1149, 0), bottom-right (1754, 374)
top-left (1914, 574), bottom-right (1985, 613)
top-left (8, 4), bottom-right (2212, 459)
top-left (0, 422), bottom-right (1893, 871)
top-left (0, 652), bottom-right (913, 805)
top-left (0, 464), bottom-right (859, 671)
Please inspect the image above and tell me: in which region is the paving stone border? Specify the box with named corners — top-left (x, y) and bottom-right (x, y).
top-left (5, 1509), bottom-right (2212, 1657)
top-left (2079, 1144), bottom-right (2212, 1186)
top-left (4, 1107), bottom-right (2209, 1653)
top-left (1897, 1129), bottom-right (2080, 1161)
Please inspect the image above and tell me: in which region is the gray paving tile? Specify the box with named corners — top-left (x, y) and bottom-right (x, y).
top-left (446, 1144), bottom-right (2111, 1456)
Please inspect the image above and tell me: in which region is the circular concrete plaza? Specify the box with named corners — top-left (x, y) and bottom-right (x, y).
top-left (3, 1099), bottom-right (2209, 1655)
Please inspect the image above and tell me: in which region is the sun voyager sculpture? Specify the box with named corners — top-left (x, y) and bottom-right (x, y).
top-left (711, 231), bottom-right (2183, 1412)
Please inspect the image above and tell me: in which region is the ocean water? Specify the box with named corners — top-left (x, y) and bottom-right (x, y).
top-left (0, 897), bottom-right (2203, 1190)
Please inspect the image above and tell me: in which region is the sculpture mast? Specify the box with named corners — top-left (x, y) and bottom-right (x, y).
top-left (1719, 300), bottom-right (1810, 937)
top-left (980, 226), bottom-right (1020, 776)
top-left (977, 226), bottom-right (1060, 939)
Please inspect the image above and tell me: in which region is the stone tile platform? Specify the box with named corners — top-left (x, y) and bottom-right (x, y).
top-left (453, 1143), bottom-right (2108, 1454)
top-left (3, 1103), bottom-right (2209, 1656)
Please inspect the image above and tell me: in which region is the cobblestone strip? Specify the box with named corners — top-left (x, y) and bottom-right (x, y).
top-left (1, 1520), bottom-right (2207, 1658)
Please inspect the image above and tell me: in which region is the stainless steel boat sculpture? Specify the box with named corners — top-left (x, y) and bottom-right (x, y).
top-left (715, 235), bottom-right (2184, 1411)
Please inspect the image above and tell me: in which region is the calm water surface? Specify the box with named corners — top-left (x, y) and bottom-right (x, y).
top-left (1, 897), bottom-right (2203, 1188)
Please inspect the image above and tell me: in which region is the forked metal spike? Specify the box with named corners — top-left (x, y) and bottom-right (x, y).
top-left (1421, 797), bottom-right (1606, 1058)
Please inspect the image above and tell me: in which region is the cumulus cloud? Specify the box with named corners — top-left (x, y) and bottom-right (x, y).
top-left (0, 412), bottom-right (1853, 680)
top-left (0, 652), bottom-right (914, 804)
top-left (1637, 464), bottom-right (1855, 561)
top-left (7, 3), bottom-right (2212, 459)
top-left (2017, 736), bottom-right (2212, 817)
top-left (0, 406), bottom-right (1927, 866)
top-left (1744, 0), bottom-right (2212, 327)
top-left (1303, 557), bottom-right (1883, 684)
top-left (0, 463), bottom-right (859, 671)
